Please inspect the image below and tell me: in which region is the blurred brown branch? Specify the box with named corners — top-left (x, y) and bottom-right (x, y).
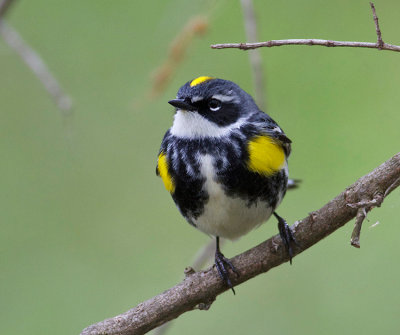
top-left (212, 3), bottom-right (400, 53)
top-left (149, 16), bottom-right (209, 99)
top-left (81, 152), bottom-right (400, 335)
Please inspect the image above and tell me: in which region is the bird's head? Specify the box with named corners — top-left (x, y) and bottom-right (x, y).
top-left (168, 77), bottom-right (258, 132)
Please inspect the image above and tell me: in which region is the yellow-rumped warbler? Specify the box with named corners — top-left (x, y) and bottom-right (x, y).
top-left (157, 76), bottom-right (295, 293)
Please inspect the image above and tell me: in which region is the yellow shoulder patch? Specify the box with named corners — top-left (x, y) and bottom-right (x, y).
top-left (157, 152), bottom-right (175, 193)
top-left (190, 76), bottom-right (214, 87)
top-left (247, 135), bottom-right (285, 176)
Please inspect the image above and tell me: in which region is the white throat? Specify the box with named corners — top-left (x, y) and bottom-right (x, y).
top-left (170, 110), bottom-right (245, 138)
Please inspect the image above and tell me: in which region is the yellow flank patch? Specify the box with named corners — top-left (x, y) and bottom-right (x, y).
top-left (157, 152), bottom-right (175, 193)
top-left (247, 135), bottom-right (285, 176)
top-left (190, 76), bottom-right (214, 87)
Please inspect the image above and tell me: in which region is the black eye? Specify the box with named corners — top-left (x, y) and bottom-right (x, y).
top-left (208, 99), bottom-right (221, 111)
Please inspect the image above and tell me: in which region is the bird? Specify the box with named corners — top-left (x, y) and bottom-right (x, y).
top-left (156, 76), bottom-right (296, 293)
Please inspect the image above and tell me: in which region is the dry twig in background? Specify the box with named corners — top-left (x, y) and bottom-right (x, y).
top-left (149, 16), bottom-right (209, 99)
top-left (0, 0), bottom-right (73, 114)
top-left (81, 152), bottom-right (400, 335)
top-left (240, 0), bottom-right (266, 110)
top-left (370, 2), bottom-right (383, 49)
top-left (211, 3), bottom-right (400, 53)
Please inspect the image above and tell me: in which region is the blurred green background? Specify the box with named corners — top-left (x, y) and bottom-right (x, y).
top-left (1, 0), bottom-right (400, 334)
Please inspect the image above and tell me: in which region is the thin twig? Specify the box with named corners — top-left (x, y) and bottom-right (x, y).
top-left (81, 152), bottom-right (400, 335)
top-left (347, 191), bottom-right (386, 247)
top-left (211, 39), bottom-right (400, 52)
top-left (351, 175), bottom-right (400, 243)
top-left (370, 2), bottom-right (384, 49)
top-left (211, 3), bottom-right (400, 53)
top-left (0, 21), bottom-right (73, 114)
top-left (350, 207), bottom-right (367, 248)
top-left (0, 0), bottom-right (72, 114)
top-left (240, 0), bottom-right (266, 110)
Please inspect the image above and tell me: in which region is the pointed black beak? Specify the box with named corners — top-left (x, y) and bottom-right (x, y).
top-left (168, 98), bottom-right (196, 111)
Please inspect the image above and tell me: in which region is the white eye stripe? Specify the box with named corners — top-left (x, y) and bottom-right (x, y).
top-left (191, 94), bottom-right (239, 104)
top-left (191, 96), bottom-right (203, 102)
top-left (211, 94), bottom-right (240, 103)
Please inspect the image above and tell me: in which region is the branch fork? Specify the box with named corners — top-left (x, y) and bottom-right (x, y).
top-left (370, 2), bottom-right (384, 49)
top-left (347, 172), bottom-right (400, 248)
top-left (211, 3), bottom-right (400, 53)
top-left (347, 193), bottom-right (383, 248)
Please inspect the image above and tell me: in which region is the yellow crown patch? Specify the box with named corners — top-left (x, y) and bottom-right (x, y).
top-left (190, 76), bottom-right (214, 87)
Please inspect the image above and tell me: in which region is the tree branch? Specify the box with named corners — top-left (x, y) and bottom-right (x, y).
top-left (81, 152), bottom-right (400, 335)
top-left (211, 3), bottom-right (400, 53)
top-left (211, 39), bottom-right (400, 52)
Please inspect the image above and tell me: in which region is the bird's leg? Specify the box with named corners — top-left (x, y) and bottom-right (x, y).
top-left (274, 212), bottom-right (298, 264)
top-left (214, 236), bottom-right (239, 294)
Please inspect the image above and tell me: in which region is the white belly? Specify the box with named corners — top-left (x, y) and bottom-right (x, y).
top-left (192, 155), bottom-right (273, 240)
